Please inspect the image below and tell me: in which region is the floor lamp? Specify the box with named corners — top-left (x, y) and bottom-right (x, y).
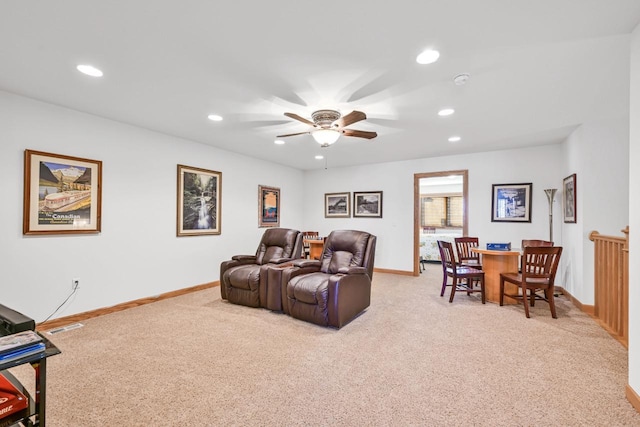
top-left (544, 188), bottom-right (560, 296)
top-left (544, 189), bottom-right (557, 243)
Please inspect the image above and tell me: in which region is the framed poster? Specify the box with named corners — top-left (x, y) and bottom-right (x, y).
top-left (491, 183), bottom-right (532, 222)
top-left (324, 192), bottom-right (350, 218)
top-left (23, 149), bottom-right (102, 235)
top-left (353, 191), bottom-right (383, 218)
top-left (563, 174), bottom-right (577, 223)
top-left (258, 185), bottom-right (280, 227)
top-left (177, 164), bottom-right (221, 236)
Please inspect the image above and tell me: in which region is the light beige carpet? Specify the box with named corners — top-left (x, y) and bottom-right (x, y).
top-left (10, 265), bottom-right (640, 426)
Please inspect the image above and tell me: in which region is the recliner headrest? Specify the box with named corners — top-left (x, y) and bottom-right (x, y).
top-left (320, 230), bottom-right (370, 274)
top-left (256, 228), bottom-right (300, 264)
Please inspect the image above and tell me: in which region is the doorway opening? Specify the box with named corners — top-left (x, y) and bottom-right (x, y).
top-left (413, 170), bottom-right (468, 275)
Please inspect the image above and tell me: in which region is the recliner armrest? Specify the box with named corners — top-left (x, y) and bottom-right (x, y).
top-left (232, 255), bottom-right (257, 264)
top-left (269, 257), bottom-right (296, 264)
top-left (292, 259), bottom-right (321, 268)
top-left (337, 266), bottom-right (367, 275)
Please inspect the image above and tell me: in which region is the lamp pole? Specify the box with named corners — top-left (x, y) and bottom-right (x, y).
top-left (544, 189), bottom-right (557, 243)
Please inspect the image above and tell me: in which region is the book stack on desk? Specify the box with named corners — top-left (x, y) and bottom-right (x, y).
top-left (486, 242), bottom-right (512, 251)
top-left (0, 330), bottom-right (45, 364)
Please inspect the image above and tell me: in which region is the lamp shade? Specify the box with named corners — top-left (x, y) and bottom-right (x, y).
top-left (312, 129), bottom-right (340, 147)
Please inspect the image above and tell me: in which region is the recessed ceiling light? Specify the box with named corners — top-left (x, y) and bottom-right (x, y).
top-left (207, 114), bottom-right (223, 122)
top-left (315, 155), bottom-right (324, 160)
top-left (76, 64), bottom-right (103, 77)
top-left (448, 136), bottom-right (461, 142)
top-left (438, 108), bottom-right (455, 117)
top-left (416, 49), bottom-right (440, 65)
top-left (274, 140), bottom-right (285, 145)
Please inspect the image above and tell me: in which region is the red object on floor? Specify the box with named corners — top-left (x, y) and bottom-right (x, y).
top-left (0, 374), bottom-right (28, 420)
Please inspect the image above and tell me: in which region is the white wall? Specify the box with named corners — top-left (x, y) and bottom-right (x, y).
top-left (561, 118), bottom-right (630, 304)
top-left (0, 91), bottom-right (305, 322)
top-left (302, 144), bottom-right (564, 271)
top-left (628, 22), bottom-right (640, 397)
top-left (0, 86), bottom-right (631, 327)
top-left (302, 120), bottom-right (629, 302)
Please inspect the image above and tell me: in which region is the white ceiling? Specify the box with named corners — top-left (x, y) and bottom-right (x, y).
top-left (1, 1), bottom-right (639, 171)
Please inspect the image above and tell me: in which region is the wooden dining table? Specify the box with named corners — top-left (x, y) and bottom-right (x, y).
top-left (304, 239), bottom-right (325, 260)
top-left (471, 248), bottom-right (520, 304)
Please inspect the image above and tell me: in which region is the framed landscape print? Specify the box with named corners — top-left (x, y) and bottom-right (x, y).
top-left (325, 192), bottom-right (350, 218)
top-left (563, 174), bottom-right (577, 223)
top-left (23, 149), bottom-right (102, 235)
top-left (354, 191), bottom-right (383, 218)
top-left (258, 185), bottom-right (280, 227)
top-left (177, 165), bottom-right (221, 236)
top-left (491, 183), bottom-right (532, 222)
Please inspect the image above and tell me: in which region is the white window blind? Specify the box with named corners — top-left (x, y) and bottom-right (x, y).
top-left (421, 195), bottom-right (462, 227)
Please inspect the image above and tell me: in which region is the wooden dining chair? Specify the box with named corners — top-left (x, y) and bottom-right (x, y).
top-left (437, 240), bottom-right (485, 304)
top-left (499, 246), bottom-right (563, 318)
top-left (521, 239), bottom-right (553, 248)
top-left (454, 237), bottom-right (482, 269)
top-left (520, 239), bottom-right (553, 272)
top-left (301, 231), bottom-right (319, 259)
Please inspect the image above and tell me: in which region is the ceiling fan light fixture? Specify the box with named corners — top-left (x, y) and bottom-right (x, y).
top-left (312, 129), bottom-right (340, 147)
top-left (280, 109), bottom-right (375, 144)
top-left (311, 109), bottom-right (341, 127)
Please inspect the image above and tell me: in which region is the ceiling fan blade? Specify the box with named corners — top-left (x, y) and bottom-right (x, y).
top-left (335, 110), bottom-right (366, 128)
top-left (284, 112), bottom-right (315, 126)
top-left (341, 129), bottom-right (377, 139)
top-left (276, 131), bottom-right (310, 138)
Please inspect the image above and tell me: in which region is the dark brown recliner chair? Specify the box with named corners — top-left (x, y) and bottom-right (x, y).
top-left (281, 230), bottom-right (376, 328)
top-left (220, 228), bottom-right (303, 308)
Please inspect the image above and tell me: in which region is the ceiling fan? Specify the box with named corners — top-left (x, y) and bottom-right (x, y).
top-left (277, 109), bottom-right (377, 147)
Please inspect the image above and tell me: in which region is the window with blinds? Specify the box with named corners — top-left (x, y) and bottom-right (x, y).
top-left (421, 195), bottom-right (463, 228)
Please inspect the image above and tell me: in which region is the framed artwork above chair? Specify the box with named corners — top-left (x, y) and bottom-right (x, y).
top-left (491, 183), bottom-right (532, 223)
top-left (324, 192), bottom-right (350, 218)
top-left (354, 191), bottom-right (383, 218)
top-left (258, 185), bottom-right (280, 227)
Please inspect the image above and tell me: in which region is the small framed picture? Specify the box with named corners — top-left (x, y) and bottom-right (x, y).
top-left (491, 183), bottom-right (532, 222)
top-left (563, 174), bottom-right (577, 223)
top-left (177, 164), bottom-right (221, 236)
top-left (258, 185), bottom-right (280, 227)
top-left (23, 149), bottom-right (102, 235)
top-left (353, 191), bottom-right (383, 218)
top-left (324, 192), bottom-right (350, 218)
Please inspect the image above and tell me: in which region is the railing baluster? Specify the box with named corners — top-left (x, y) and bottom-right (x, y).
top-left (589, 228), bottom-right (629, 348)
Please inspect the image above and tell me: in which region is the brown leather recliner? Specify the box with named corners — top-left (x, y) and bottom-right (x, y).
top-left (280, 230), bottom-right (376, 328)
top-left (220, 228), bottom-right (303, 308)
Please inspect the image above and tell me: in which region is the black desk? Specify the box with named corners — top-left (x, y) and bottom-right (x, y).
top-left (0, 333), bottom-right (61, 426)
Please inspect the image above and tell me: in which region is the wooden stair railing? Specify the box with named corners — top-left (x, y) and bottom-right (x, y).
top-left (589, 227), bottom-right (629, 348)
